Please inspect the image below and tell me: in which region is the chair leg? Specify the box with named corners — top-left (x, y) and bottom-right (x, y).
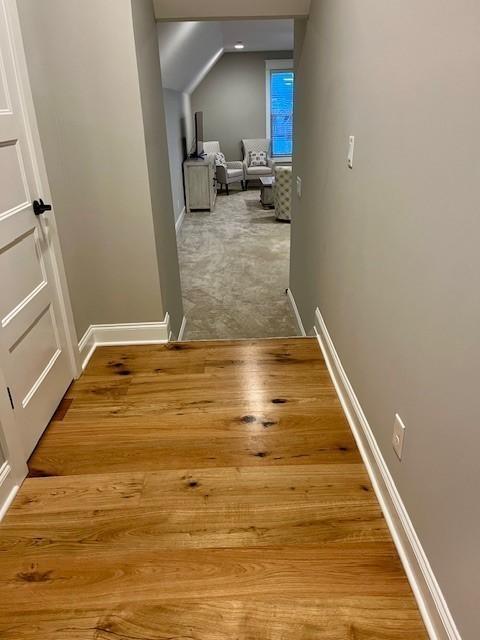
top-left (226, 184), bottom-right (229, 196)
top-left (244, 180), bottom-right (248, 190)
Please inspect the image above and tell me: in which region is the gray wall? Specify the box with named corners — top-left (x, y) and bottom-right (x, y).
top-left (191, 51), bottom-right (292, 160)
top-left (290, 2), bottom-right (480, 637)
top-left (17, 0), bottom-right (183, 339)
top-left (163, 89), bottom-right (187, 223)
top-left (131, 0), bottom-right (184, 336)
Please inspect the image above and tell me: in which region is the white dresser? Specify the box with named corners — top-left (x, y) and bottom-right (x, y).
top-left (184, 156), bottom-right (217, 212)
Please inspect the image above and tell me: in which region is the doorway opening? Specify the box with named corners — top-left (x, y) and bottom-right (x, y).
top-left (157, 18), bottom-right (301, 340)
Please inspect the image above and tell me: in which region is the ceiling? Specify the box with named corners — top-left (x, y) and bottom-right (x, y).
top-left (221, 20), bottom-right (293, 52)
top-left (158, 19), bottom-right (294, 94)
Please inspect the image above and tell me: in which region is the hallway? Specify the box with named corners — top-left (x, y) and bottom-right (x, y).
top-left (178, 189), bottom-right (298, 340)
top-left (0, 338), bottom-right (426, 639)
top-left (0, 0), bottom-right (471, 636)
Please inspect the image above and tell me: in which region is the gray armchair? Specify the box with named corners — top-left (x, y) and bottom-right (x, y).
top-left (242, 138), bottom-right (275, 188)
top-left (203, 141), bottom-right (244, 194)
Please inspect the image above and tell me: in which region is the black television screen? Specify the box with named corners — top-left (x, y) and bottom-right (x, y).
top-left (194, 111), bottom-right (204, 157)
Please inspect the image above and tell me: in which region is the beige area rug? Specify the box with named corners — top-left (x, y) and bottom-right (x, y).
top-left (177, 188), bottom-right (299, 340)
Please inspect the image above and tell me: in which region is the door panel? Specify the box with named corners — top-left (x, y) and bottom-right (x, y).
top-left (0, 0), bottom-right (73, 461)
top-left (0, 141), bottom-right (29, 211)
top-left (10, 304), bottom-right (60, 402)
top-left (0, 225), bottom-right (44, 317)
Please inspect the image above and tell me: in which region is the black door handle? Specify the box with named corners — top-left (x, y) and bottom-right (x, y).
top-left (33, 199), bottom-right (52, 216)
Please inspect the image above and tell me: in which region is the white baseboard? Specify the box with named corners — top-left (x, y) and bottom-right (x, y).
top-left (0, 460), bottom-right (21, 522)
top-left (78, 326), bottom-right (96, 372)
top-left (0, 482), bottom-right (19, 522)
top-left (286, 288), bottom-right (306, 336)
top-left (177, 315), bottom-right (187, 341)
top-left (314, 307), bottom-right (460, 640)
top-left (78, 314), bottom-right (170, 371)
top-left (175, 206), bottom-right (186, 234)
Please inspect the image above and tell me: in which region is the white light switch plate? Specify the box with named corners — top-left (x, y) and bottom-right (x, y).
top-left (392, 414), bottom-right (406, 460)
top-left (347, 135), bottom-right (355, 169)
top-left (296, 176), bottom-right (302, 198)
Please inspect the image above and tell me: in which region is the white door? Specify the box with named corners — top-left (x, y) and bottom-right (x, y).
top-left (0, 0), bottom-right (75, 461)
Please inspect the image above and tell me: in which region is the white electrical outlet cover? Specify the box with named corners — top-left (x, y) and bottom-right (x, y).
top-left (296, 176), bottom-right (302, 198)
top-left (392, 413), bottom-right (406, 460)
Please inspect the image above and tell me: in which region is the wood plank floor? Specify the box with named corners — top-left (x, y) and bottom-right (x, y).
top-left (0, 338), bottom-right (427, 639)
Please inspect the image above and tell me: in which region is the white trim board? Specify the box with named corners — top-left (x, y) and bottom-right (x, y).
top-left (78, 315), bottom-right (170, 371)
top-left (177, 316), bottom-right (187, 341)
top-left (175, 206), bottom-right (186, 234)
top-left (286, 288), bottom-right (306, 336)
top-left (0, 481), bottom-right (20, 523)
top-left (313, 307), bottom-right (461, 640)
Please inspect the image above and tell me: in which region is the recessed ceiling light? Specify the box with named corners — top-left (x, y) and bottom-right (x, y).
top-left (234, 42), bottom-right (245, 50)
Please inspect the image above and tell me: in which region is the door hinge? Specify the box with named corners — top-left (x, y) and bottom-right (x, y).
top-left (6, 387), bottom-right (14, 410)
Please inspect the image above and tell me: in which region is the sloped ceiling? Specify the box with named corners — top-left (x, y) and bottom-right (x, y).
top-left (157, 21), bottom-right (224, 93)
top-left (158, 20), bottom-right (294, 93)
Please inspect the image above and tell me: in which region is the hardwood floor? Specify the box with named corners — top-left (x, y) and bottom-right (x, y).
top-left (0, 338), bottom-right (427, 639)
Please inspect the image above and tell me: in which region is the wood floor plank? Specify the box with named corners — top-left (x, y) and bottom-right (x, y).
top-left (1, 544), bottom-right (413, 609)
top-left (26, 412), bottom-right (352, 438)
top-left (7, 472), bottom-right (145, 514)
top-left (0, 338), bottom-right (428, 638)
top-left (11, 464), bottom-right (373, 514)
top-left (0, 597), bottom-right (427, 640)
top-left (28, 428), bottom-right (360, 476)
top-left (0, 505), bottom-right (389, 558)
top-left (1, 465), bottom-right (389, 556)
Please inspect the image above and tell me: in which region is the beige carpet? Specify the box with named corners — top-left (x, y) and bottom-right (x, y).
top-left (177, 188), bottom-right (299, 340)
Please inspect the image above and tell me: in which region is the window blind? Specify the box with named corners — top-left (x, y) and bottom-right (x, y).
top-left (270, 70), bottom-right (294, 157)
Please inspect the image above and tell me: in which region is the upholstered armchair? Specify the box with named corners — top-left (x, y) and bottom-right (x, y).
top-left (242, 138), bottom-right (275, 187)
top-left (203, 141), bottom-right (244, 194)
top-left (273, 165), bottom-right (292, 221)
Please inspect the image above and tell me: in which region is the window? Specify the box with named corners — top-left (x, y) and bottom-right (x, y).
top-left (266, 60), bottom-right (294, 158)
